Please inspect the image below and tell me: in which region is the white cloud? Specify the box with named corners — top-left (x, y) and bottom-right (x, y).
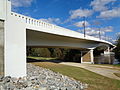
top-left (77, 27), bottom-right (101, 36)
top-left (100, 35), bottom-right (112, 41)
top-left (118, 32), bottom-right (120, 35)
top-left (69, 9), bottom-right (93, 19)
top-left (40, 18), bottom-right (61, 25)
top-left (77, 26), bottom-right (113, 36)
top-left (116, 32), bottom-right (120, 36)
top-left (80, 23), bottom-right (113, 42)
top-left (11, 0), bottom-right (34, 7)
top-left (86, 27), bottom-right (101, 35)
top-left (74, 21), bottom-right (90, 27)
top-left (77, 26), bottom-right (114, 41)
top-left (90, 0), bottom-right (115, 11)
top-left (97, 7), bottom-right (120, 18)
top-left (101, 26), bottom-right (113, 32)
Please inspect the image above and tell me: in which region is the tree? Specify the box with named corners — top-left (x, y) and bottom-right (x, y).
top-left (64, 49), bottom-right (81, 62)
top-left (52, 48), bottom-right (63, 58)
top-left (94, 45), bottom-right (108, 56)
top-left (114, 36), bottom-right (120, 62)
top-left (27, 48), bottom-right (51, 57)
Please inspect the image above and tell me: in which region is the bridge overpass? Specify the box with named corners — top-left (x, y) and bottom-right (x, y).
top-left (0, 0), bottom-right (115, 77)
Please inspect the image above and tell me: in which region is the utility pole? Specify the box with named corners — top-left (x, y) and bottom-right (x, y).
top-left (99, 28), bottom-right (101, 40)
top-left (83, 16), bottom-right (86, 37)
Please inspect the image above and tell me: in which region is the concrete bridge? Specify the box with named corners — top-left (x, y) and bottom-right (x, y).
top-left (0, 0), bottom-right (115, 77)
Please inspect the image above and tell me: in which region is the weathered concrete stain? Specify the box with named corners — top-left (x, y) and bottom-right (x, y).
top-left (0, 20), bottom-right (4, 75)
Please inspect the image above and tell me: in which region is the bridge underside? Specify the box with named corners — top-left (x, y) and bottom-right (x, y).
top-left (27, 30), bottom-right (99, 49)
top-left (27, 29), bottom-right (96, 63)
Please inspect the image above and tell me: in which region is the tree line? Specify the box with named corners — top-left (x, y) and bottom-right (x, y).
top-left (27, 47), bottom-right (83, 62)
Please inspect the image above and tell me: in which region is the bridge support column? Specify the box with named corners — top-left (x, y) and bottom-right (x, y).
top-left (81, 49), bottom-right (94, 64)
top-left (4, 15), bottom-right (26, 77)
top-left (0, 0), bottom-right (27, 77)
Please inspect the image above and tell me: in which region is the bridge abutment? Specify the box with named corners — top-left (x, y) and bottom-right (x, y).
top-left (81, 49), bottom-right (94, 64)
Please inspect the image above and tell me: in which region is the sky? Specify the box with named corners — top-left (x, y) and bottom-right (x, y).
top-left (11, 0), bottom-right (120, 43)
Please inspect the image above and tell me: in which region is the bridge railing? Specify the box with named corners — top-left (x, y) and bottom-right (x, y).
top-left (11, 12), bottom-right (84, 35)
top-left (11, 12), bottom-right (55, 29)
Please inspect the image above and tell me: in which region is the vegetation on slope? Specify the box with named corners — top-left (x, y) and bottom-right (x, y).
top-left (31, 62), bottom-right (120, 90)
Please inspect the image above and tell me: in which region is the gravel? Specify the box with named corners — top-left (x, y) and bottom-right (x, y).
top-left (0, 63), bottom-right (88, 90)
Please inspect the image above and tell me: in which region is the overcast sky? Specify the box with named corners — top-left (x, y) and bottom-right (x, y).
top-left (11, 0), bottom-right (120, 42)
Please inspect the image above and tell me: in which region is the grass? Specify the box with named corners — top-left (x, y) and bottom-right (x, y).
top-left (112, 64), bottom-right (120, 67)
top-left (27, 56), bottom-right (57, 60)
top-left (31, 62), bottom-right (120, 90)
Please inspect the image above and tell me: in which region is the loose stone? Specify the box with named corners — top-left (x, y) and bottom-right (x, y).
top-left (0, 63), bottom-right (88, 90)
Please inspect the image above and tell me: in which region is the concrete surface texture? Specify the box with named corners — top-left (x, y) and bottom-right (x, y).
top-left (0, 20), bottom-right (4, 75)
